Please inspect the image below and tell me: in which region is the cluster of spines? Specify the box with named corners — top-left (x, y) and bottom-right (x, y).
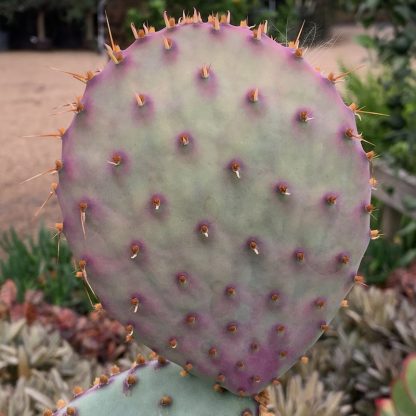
top-left (43, 355), bottom-right (259, 416)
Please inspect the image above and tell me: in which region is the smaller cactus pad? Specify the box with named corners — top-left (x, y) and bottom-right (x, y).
top-left (375, 354), bottom-right (416, 416)
top-left (48, 358), bottom-right (258, 416)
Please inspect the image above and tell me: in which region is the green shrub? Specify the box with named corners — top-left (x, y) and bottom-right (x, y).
top-left (360, 218), bottom-right (416, 285)
top-left (343, 67), bottom-right (416, 174)
top-left (0, 227), bottom-right (90, 313)
top-left (339, 0), bottom-right (416, 174)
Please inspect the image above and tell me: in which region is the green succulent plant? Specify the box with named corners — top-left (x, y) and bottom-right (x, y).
top-left (0, 318), bottom-right (102, 415)
top-left (292, 286), bottom-right (416, 415)
top-left (269, 372), bottom-right (344, 416)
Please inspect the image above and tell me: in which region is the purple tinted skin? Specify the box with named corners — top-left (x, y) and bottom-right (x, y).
top-left (55, 20), bottom-right (371, 396)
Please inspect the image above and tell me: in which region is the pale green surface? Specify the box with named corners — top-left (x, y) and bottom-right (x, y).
top-left (54, 360), bottom-right (256, 416)
top-left (392, 379), bottom-right (416, 416)
top-left (403, 354), bottom-right (416, 404)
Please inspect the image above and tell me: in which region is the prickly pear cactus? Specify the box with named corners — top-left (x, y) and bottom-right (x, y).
top-left (46, 358), bottom-right (258, 416)
top-left (38, 11), bottom-right (375, 396)
top-left (375, 354), bottom-right (416, 416)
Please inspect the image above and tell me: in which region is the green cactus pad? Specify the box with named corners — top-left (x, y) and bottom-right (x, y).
top-left (392, 379), bottom-right (416, 416)
top-left (403, 354), bottom-right (416, 404)
top-left (375, 354), bottom-right (416, 416)
top-left (56, 13), bottom-right (372, 395)
top-left (50, 359), bottom-right (258, 416)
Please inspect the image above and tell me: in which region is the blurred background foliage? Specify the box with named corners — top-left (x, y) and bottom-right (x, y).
top-left (0, 0), bottom-right (334, 49)
top-left (0, 228), bottom-right (89, 313)
top-left (336, 0), bottom-right (416, 285)
top-left (0, 0), bottom-right (97, 22)
top-left (124, 0), bottom-right (337, 44)
top-left (339, 0), bottom-right (416, 175)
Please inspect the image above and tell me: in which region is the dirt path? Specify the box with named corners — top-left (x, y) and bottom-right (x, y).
top-left (0, 51), bottom-right (105, 239)
top-left (0, 25), bottom-right (371, 239)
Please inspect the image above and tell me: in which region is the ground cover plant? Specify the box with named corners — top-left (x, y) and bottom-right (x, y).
top-left (3, 279), bottom-right (416, 415)
top-left (0, 228), bottom-right (88, 313)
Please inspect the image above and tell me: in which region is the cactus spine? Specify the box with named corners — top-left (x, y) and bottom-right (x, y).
top-left (47, 358), bottom-right (259, 416)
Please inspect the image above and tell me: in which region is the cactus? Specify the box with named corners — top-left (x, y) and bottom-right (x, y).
top-left (28, 9), bottom-right (375, 399)
top-left (375, 354), bottom-right (416, 416)
top-left (46, 357), bottom-right (258, 416)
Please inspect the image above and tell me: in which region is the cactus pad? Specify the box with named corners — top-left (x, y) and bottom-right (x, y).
top-left (375, 354), bottom-right (416, 416)
top-left (56, 14), bottom-right (372, 395)
top-left (49, 358), bottom-right (258, 416)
